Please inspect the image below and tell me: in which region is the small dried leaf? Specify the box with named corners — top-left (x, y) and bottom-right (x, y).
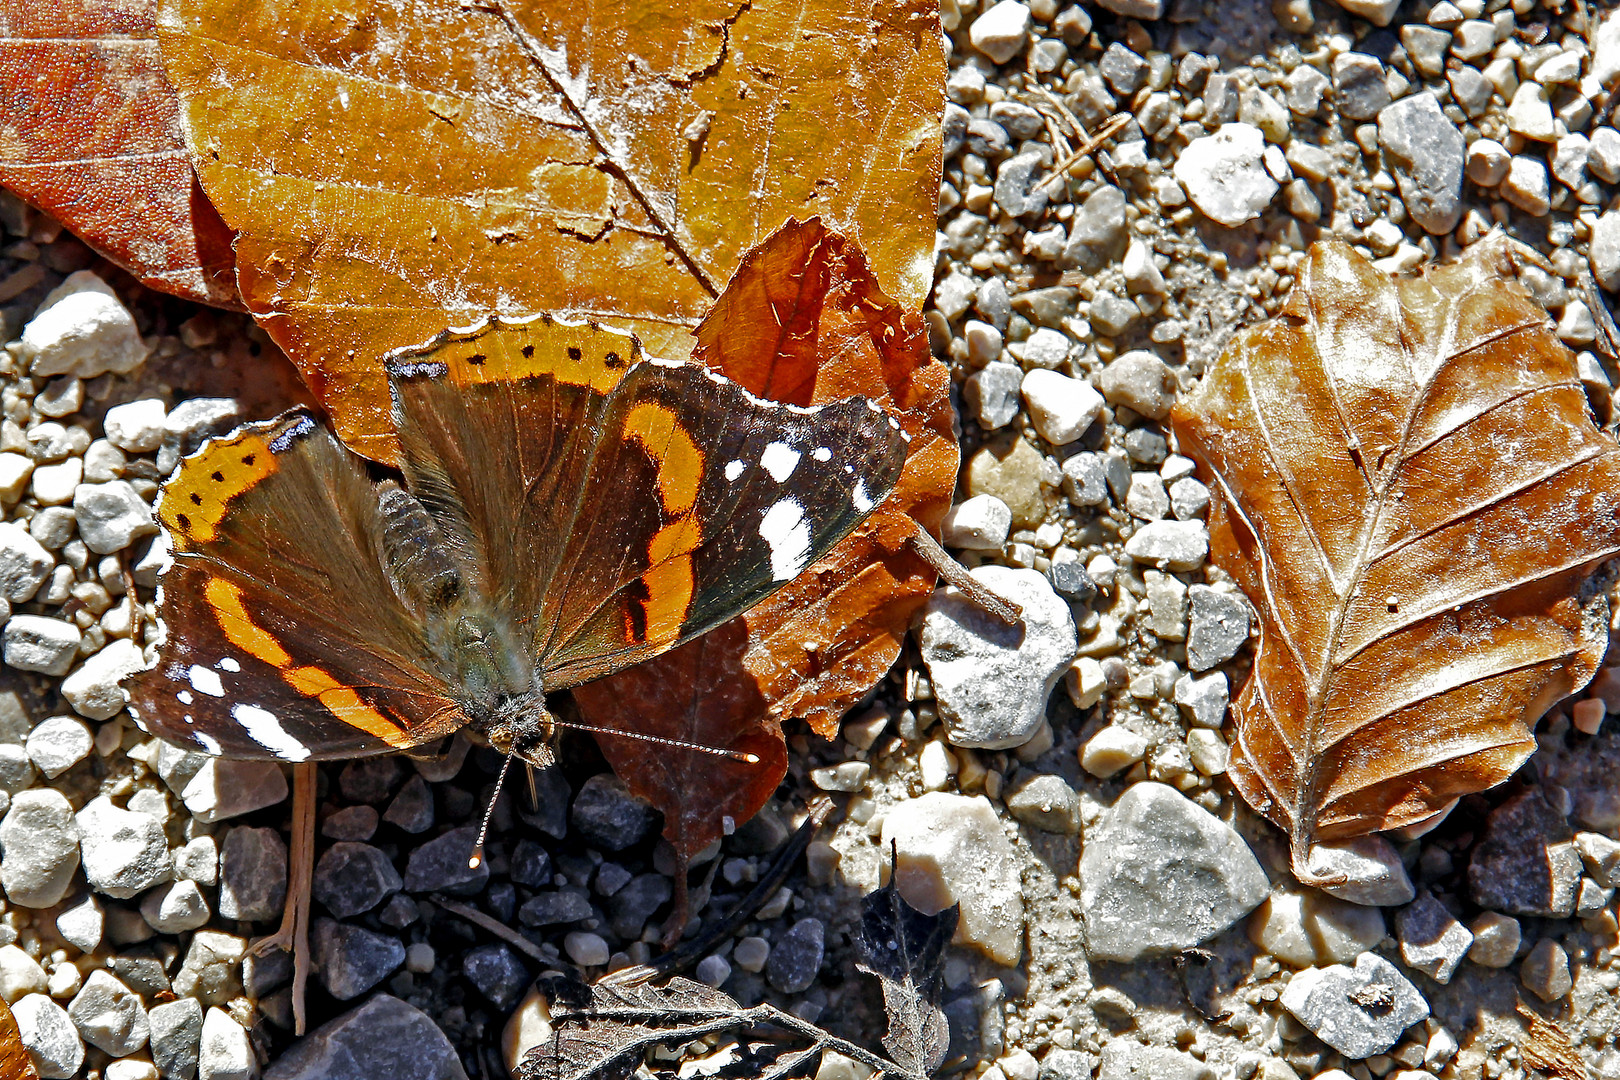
top-left (0, 0), bottom-right (239, 305)
top-left (571, 619), bottom-right (787, 859)
top-left (520, 973), bottom-right (750, 1080)
top-left (156, 0), bottom-right (944, 463)
top-left (0, 994), bottom-right (38, 1080)
top-left (1172, 239), bottom-right (1620, 880)
top-left (855, 868), bottom-right (956, 1077)
top-left (1517, 1001), bottom-right (1587, 1080)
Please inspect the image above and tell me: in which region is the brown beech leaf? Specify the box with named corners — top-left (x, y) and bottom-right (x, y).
top-left (0, 0), bottom-right (239, 306)
top-left (156, 0), bottom-right (943, 463)
top-left (571, 620), bottom-right (787, 860)
top-left (579, 218), bottom-right (954, 781)
top-left (1171, 239), bottom-right (1620, 882)
top-left (0, 994), bottom-right (39, 1080)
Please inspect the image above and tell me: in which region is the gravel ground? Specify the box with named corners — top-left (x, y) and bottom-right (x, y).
top-left (3, 0), bottom-right (1620, 1077)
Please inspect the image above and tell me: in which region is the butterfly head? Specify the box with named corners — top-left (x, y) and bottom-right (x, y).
top-left (445, 613), bottom-right (555, 768)
top-left (475, 691), bottom-right (557, 770)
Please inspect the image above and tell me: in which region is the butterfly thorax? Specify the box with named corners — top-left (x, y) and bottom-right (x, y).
top-left (377, 480), bottom-right (555, 768)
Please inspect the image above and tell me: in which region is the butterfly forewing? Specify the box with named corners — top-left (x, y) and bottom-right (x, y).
top-left (386, 316), bottom-right (909, 686)
top-left (126, 412), bottom-right (463, 761)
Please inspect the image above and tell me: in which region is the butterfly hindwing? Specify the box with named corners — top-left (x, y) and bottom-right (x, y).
top-left (126, 411), bottom-right (463, 760)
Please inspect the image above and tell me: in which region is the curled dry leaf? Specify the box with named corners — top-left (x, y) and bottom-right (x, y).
top-left (1172, 239), bottom-right (1620, 882)
top-left (573, 220), bottom-right (953, 856)
top-left (157, 0), bottom-right (944, 463)
top-left (0, 0), bottom-right (239, 306)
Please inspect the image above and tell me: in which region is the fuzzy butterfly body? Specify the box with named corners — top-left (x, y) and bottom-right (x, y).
top-left (124, 316), bottom-right (908, 766)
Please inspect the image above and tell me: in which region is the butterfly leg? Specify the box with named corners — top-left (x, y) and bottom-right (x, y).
top-left (250, 761), bottom-right (317, 1034)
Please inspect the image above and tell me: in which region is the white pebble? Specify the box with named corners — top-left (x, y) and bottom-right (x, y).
top-left (102, 400), bottom-right (167, 454)
top-left (1020, 369), bottom-right (1103, 446)
top-left (941, 495), bottom-right (1011, 550)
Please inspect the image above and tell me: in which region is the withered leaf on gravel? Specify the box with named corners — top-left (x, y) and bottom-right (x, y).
top-left (855, 860), bottom-right (957, 1077)
top-left (0, 0), bottom-right (239, 306)
top-left (1172, 239), bottom-right (1620, 882)
top-left (0, 994), bottom-right (38, 1080)
top-left (157, 0), bottom-right (944, 463)
top-left (583, 220), bottom-right (952, 790)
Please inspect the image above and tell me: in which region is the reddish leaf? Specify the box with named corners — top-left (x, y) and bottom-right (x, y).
top-left (0, 995), bottom-right (39, 1080)
top-left (571, 619), bottom-right (787, 859)
top-left (0, 0), bottom-right (240, 306)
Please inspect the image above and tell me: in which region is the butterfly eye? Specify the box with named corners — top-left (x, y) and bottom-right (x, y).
top-left (456, 617), bottom-right (490, 647)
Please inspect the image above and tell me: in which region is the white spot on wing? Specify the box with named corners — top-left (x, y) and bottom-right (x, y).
top-left (761, 442), bottom-right (801, 483)
top-left (853, 479), bottom-right (874, 512)
top-left (193, 731), bottom-right (223, 755)
top-left (188, 665), bottom-right (224, 697)
top-left (813, 447), bottom-right (832, 462)
top-left (232, 703), bottom-right (311, 762)
top-left (724, 460), bottom-right (745, 482)
top-left (759, 498), bottom-right (811, 580)
top-left (217, 657), bottom-right (241, 673)
top-left (176, 690), bottom-right (193, 706)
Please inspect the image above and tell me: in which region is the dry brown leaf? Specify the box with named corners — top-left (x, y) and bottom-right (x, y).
top-left (571, 619), bottom-right (786, 860)
top-left (1517, 1001), bottom-right (1588, 1080)
top-left (156, 0), bottom-right (943, 463)
top-left (0, 994), bottom-right (38, 1080)
top-left (0, 0), bottom-right (239, 306)
top-left (1171, 239), bottom-right (1620, 881)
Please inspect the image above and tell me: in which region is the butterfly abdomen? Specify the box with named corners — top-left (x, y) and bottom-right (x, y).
top-left (377, 481), bottom-right (465, 612)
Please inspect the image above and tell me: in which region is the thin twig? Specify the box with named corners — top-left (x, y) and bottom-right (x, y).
top-left (433, 897), bottom-right (550, 964)
top-left (907, 526), bottom-right (1023, 624)
top-left (251, 762), bottom-right (316, 1035)
top-left (1034, 112), bottom-right (1133, 195)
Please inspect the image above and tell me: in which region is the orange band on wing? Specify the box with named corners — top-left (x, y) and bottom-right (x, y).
top-left (206, 577), bottom-right (412, 749)
top-left (647, 515), bottom-right (703, 564)
top-left (624, 402), bottom-right (702, 515)
top-left (638, 555), bottom-right (695, 643)
top-left (284, 666), bottom-right (414, 749)
top-left (205, 577), bottom-right (292, 667)
top-left (164, 432), bottom-right (280, 546)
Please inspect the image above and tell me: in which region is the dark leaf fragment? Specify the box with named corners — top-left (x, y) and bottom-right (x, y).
top-left (854, 863), bottom-right (957, 1077)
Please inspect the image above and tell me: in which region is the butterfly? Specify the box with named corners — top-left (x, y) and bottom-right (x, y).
top-left (123, 315), bottom-right (908, 769)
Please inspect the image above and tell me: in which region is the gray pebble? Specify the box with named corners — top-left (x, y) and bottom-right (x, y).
top-left (1097, 1043), bottom-right (1212, 1080)
top-left (965, 363), bottom-right (1023, 429)
top-left (0, 743), bottom-right (37, 793)
top-left (767, 917), bottom-right (825, 993)
top-left (140, 879), bottom-right (211, 933)
top-left (1169, 477), bottom-right (1210, 520)
top-left (975, 279), bottom-right (1012, 332)
top-left (1333, 53), bottom-right (1391, 120)
top-left (1006, 774), bottom-right (1080, 834)
top-left (1377, 91), bottom-right (1465, 234)
top-left (1173, 671), bottom-right (1229, 729)
top-left (66, 969), bottom-right (148, 1057)
top-left (313, 842), bottom-right (402, 919)
top-left (942, 103), bottom-right (969, 158)
top-left (217, 825), bottom-right (288, 921)
top-left (989, 100), bottom-right (1045, 140)
top-left (1100, 43), bottom-right (1149, 96)
top-left (1064, 186), bottom-right (1127, 271)
top-left (27, 506), bottom-right (76, 550)
top-left (1046, 550), bottom-right (1096, 603)
top-left (403, 825), bottom-right (489, 894)
top-left (312, 918), bottom-right (405, 1001)
top-left (1125, 472), bottom-right (1169, 521)
top-left (25, 715), bottom-right (91, 779)
top-left (338, 756), bottom-right (404, 804)
top-left (157, 398), bottom-right (241, 475)
top-left (1186, 586), bottom-right (1250, 670)
top-left (965, 118), bottom-right (1010, 158)
top-left (1123, 520), bottom-right (1208, 571)
top-left (0, 789), bottom-right (81, 908)
top-left (381, 774), bottom-right (435, 834)
top-left (1087, 293), bottom-right (1138, 338)
top-left (321, 805), bottom-right (379, 842)
top-left (170, 930), bottom-right (246, 1005)
top-left (518, 887), bottom-right (594, 928)
top-left (261, 994), bottom-right (466, 1080)
top-left (3, 615), bottom-right (80, 676)
top-left (570, 776), bottom-right (659, 853)
top-left (1061, 452), bottom-right (1108, 507)
top-left (1279, 951), bottom-right (1428, 1058)
top-left (1394, 891), bottom-right (1472, 984)
top-left (55, 895), bottom-right (102, 953)
top-left (72, 480), bottom-right (155, 554)
top-left (1467, 787), bottom-right (1581, 917)
top-left (462, 944), bottom-right (528, 1011)
top-left (149, 997), bottom-right (202, 1080)
top-left (12, 993), bottom-right (84, 1079)
top-left (1080, 782), bottom-right (1268, 961)
top-left (1099, 351), bottom-right (1176, 419)
top-left (1447, 66), bottom-right (1492, 117)
top-left (608, 873), bottom-right (673, 939)
top-left (509, 838), bottom-right (553, 888)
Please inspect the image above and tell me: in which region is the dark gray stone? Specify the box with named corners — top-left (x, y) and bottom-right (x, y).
top-left (1334, 53), bottom-right (1390, 121)
top-left (516, 766), bottom-right (570, 839)
top-left (994, 152), bottom-right (1049, 218)
top-left (965, 119), bottom-right (1010, 159)
top-left (943, 103), bottom-right (969, 159)
top-left (518, 888), bottom-right (594, 928)
top-left (1186, 586), bottom-right (1250, 671)
top-left (378, 894), bottom-right (420, 929)
top-left (311, 919), bottom-right (405, 1001)
top-left (609, 873), bottom-right (673, 940)
top-left (1468, 787), bottom-right (1581, 917)
top-left (338, 757), bottom-right (404, 804)
top-left (1377, 91), bottom-right (1465, 235)
top-left (989, 100), bottom-right (1044, 140)
top-left (766, 917), bottom-right (825, 993)
top-left (570, 775), bottom-right (659, 853)
top-left (509, 839), bottom-right (553, 888)
top-left (149, 997), bottom-right (203, 1080)
top-left (1046, 555), bottom-right (1096, 603)
top-left (1100, 43), bottom-right (1149, 96)
top-left (462, 944), bottom-right (528, 1010)
top-left (218, 825), bottom-right (288, 921)
top-left (109, 949), bottom-right (171, 997)
top-left (382, 774), bottom-right (434, 834)
top-left (403, 826), bottom-right (489, 895)
top-left (313, 842), bottom-right (403, 919)
top-left (321, 805), bottom-right (378, 842)
top-left (264, 994), bottom-right (467, 1080)
top-left (1064, 186), bottom-right (1127, 271)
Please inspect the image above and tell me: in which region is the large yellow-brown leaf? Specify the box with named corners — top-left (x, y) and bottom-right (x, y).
top-left (156, 0), bottom-right (943, 464)
top-left (0, 0), bottom-right (239, 306)
top-left (1171, 239), bottom-right (1620, 882)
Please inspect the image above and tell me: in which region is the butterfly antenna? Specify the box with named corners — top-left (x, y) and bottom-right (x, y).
top-left (553, 721), bottom-right (761, 763)
top-left (468, 752), bottom-right (516, 870)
